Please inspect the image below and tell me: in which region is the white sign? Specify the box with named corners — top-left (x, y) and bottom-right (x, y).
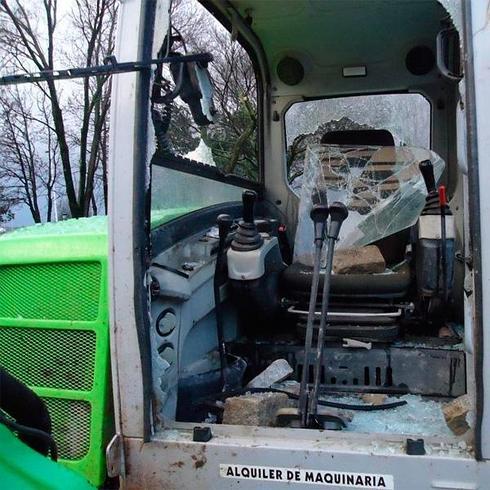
top-left (220, 464), bottom-right (394, 489)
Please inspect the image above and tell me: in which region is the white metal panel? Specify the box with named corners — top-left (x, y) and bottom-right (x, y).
top-left (472, 0), bottom-right (490, 458)
top-left (108, 0), bottom-right (149, 440)
top-left (123, 428), bottom-right (486, 490)
top-left (227, 237), bottom-right (278, 280)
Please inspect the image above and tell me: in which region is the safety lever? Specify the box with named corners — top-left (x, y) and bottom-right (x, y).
top-left (214, 214), bottom-right (233, 390)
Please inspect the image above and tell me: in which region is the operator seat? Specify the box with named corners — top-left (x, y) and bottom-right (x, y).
top-left (282, 129), bottom-right (413, 340)
top-left (283, 127), bottom-right (410, 299)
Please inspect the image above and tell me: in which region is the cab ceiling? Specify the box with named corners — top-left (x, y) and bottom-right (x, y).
top-left (229, 0), bottom-right (450, 97)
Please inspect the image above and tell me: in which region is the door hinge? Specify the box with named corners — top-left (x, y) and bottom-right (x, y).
top-left (464, 270), bottom-right (474, 297)
top-left (456, 250), bottom-right (473, 268)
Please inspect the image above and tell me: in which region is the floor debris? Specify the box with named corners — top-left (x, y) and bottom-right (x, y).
top-left (333, 245), bottom-right (386, 274)
top-left (246, 359), bottom-right (294, 389)
top-left (442, 394), bottom-right (473, 436)
top-left (334, 394), bottom-right (454, 436)
top-left (361, 393), bottom-right (387, 406)
top-left (222, 392), bottom-right (290, 427)
top-left (273, 381), bottom-right (456, 437)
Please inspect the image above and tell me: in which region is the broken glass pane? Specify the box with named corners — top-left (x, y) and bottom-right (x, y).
top-left (293, 145), bottom-right (445, 266)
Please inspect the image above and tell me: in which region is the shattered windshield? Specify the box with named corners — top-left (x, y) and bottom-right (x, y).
top-left (286, 93), bottom-right (431, 191)
top-left (293, 145), bottom-right (445, 266)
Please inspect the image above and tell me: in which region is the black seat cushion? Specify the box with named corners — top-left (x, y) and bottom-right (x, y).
top-left (282, 261), bottom-right (411, 299)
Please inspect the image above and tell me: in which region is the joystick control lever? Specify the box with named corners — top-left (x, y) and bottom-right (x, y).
top-left (327, 202), bottom-right (349, 240)
top-left (231, 190), bottom-right (264, 251)
top-left (242, 190), bottom-right (257, 224)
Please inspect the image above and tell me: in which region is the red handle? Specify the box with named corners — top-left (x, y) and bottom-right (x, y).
top-left (438, 185), bottom-right (447, 207)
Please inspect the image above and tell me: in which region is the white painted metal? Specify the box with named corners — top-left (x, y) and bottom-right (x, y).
top-left (418, 215), bottom-right (456, 239)
top-left (471, 0), bottom-right (490, 459)
top-left (227, 237), bottom-right (278, 280)
top-left (122, 427), bottom-right (487, 490)
top-left (108, 0), bottom-right (166, 442)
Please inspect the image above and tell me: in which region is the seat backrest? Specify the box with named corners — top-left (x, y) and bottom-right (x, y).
top-left (320, 129), bottom-right (395, 147)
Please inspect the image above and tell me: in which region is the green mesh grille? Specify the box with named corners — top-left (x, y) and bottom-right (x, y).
top-left (0, 262), bottom-right (101, 321)
top-left (0, 327), bottom-right (96, 391)
top-left (43, 398), bottom-right (92, 461)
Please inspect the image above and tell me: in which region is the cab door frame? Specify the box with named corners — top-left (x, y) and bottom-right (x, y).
top-left (465, 0), bottom-right (490, 460)
top-left (108, 0), bottom-right (159, 459)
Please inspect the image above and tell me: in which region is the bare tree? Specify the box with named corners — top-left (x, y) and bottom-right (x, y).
top-left (38, 94), bottom-right (59, 221)
top-left (67, 0), bottom-right (116, 214)
top-left (0, 184), bottom-right (19, 223)
top-left (0, 88), bottom-right (58, 222)
top-left (0, 0), bottom-right (118, 218)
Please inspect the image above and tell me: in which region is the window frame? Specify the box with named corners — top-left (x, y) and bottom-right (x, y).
top-left (283, 90), bottom-right (433, 188)
top-left (151, 153), bottom-right (262, 193)
top-left (150, 0), bottom-right (264, 194)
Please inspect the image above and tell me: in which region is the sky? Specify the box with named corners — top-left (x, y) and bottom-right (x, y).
top-left (10, 203), bottom-right (35, 228)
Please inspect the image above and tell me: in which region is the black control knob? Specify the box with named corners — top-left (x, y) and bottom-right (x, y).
top-left (419, 160), bottom-right (436, 195)
top-left (310, 204), bottom-right (329, 244)
top-left (242, 190), bottom-right (257, 224)
top-left (217, 214), bottom-right (233, 247)
top-left (327, 202), bottom-right (349, 240)
top-left (419, 160), bottom-right (440, 215)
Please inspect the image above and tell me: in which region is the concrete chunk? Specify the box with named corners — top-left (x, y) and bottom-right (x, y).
top-left (333, 245), bottom-right (386, 274)
top-left (246, 359), bottom-right (293, 389)
top-left (222, 392), bottom-right (289, 427)
top-left (361, 393), bottom-right (387, 406)
top-left (443, 394), bottom-right (473, 435)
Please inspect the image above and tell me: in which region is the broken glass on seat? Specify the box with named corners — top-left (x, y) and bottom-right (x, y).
top-left (293, 144), bottom-right (445, 266)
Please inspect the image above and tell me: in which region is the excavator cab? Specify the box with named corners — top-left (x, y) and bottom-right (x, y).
top-left (106, 0), bottom-right (489, 487)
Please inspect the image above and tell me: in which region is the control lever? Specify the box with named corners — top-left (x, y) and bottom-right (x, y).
top-left (231, 190), bottom-right (263, 251)
top-left (307, 202), bottom-right (349, 427)
top-left (217, 214), bottom-right (233, 250)
top-left (214, 214), bottom-right (233, 390)
top-left (419, 159), bottom-right (440, 216)
top-left (242, 190), bottom-right (257, 224)
top-left (419, 159), bottom-right (437, 196)
top-left (298, 204), bottom-right (329, 427)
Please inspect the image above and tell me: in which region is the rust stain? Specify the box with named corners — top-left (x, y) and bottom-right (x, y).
top-left (170, 461), bottom-right (185, 468)
top-left (191, 450), bottom-right (208, 469)
top-left (194, 455), bottom-right (207, 469)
